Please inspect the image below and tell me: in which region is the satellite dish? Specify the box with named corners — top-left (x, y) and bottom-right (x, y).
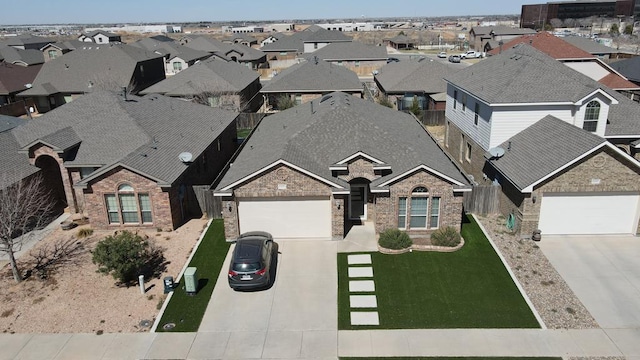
top-left (488, 147), bottom-right (505, 159)
top-left (178, 152), bottom-right (193, 163)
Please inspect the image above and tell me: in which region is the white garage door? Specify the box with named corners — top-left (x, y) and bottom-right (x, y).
top-left (238, 197), bottom-right (332, 239)
top-left (538, 192), bottom-right (640, 235)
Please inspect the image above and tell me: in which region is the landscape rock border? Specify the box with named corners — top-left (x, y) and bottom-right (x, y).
top-left (378, 238), bottom-right (464, 254)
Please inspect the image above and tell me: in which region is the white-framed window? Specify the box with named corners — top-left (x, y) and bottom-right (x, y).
top-left (465, 142), bottom-right (472, 162)
top-left (583, 100), bottom-right (600, 132)
top-left (453, 90), bottom-right (458, 109)
top-left (409, 187), bottom-right (429, 228)
top-left (398, 197), bottom-right (407, 229)
top-left (474, 102), bottom-right (480, 125)
top-left (48, 49), bottom-right (58, 59)
top-left (430, 197), bottom-right (440, 228)
top-left (173, 62), bottom-right (183, 72)
top-left (355, 60), bottom-right (360, 67)
top-left (104, 184), bottom-right (153, 225)
top-left (294, 94), bottom-right (302, 105)
top-left (462, 94), bottom-right (467, 112)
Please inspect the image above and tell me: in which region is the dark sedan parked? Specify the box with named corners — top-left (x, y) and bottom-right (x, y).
top-left (228, 231), bottom-right (275, 291)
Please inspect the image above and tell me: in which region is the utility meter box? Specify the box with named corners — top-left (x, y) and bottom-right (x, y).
top-left (163, 276), bottom-right (174, 294)
top-left (184, 267), bottom-right (198, 295)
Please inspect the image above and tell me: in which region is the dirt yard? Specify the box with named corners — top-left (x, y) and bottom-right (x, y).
top-left (0, 218), bottom-right (208, 334)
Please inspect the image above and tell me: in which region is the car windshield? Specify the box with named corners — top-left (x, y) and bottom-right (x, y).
top-left (232, 262), bottom-right (262, 272)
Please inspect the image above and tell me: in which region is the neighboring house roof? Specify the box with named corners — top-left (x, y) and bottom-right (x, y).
top-left (606, 91), bottom-right (640, 137)
top-left (223, 33), bottom-right (257, 44)
top-left (83, 30), bottom-right (120, 38)
top-left (131, 38), bottom-right (211, 62)
top-left (40, 40), bottom-right (85, 52)
top-left (214, 92), bottom-right (470, 192)
top-left (0, 46), bottom-right (44, 65)
top-left (444, 44), bottom-right (616, 104)
top-left (19, 44), bottom-right (163, 96)
top-left (487, 115), bottom-right (608, 192)
top-left (562, 36), bottom-right (618, 55)
top-left (0, 62), bottom-right (42, 95)
top-left (471, 26), bottom-right (536, 37)
top-left (11, 90), bottom-right (238, 186)
top-left (487, 33), bottom-right (593, 58)
top-left (302, 29), bottom-right (352, 43)
top-left (610, 56), bottom-right (640, 84)
top-left (304, 41), bottom-right (387, 61)
top-left (4, 34), bottom-right (56, 48)
top-left (386, 34), bottom-right (413, 44)
top-left (0, 116), bottom-right (39, 189)
top-left (260, 31), bottom-right (308, 52)
top-left (260, 58), bottom-right (362, 93)
top-left (140, 57), bottom-right (259, 96)
top-left (375, 57), bottom-right (458, 94)
top-left (181, 36), bottom-right (265, 62)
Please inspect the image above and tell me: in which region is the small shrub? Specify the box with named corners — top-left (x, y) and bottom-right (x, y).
top-left (378, 96), bottom-right (393, 108)
top-left (77, 228), bottom-right (94, 238)
top-left (276, 95), bottom-right (296, 110)
top-left (430, 226), bottom-right (461, 247)
top-left (378, 229), bottom-right (412, 250)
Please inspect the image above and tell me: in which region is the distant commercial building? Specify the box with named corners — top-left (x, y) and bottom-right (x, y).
top-left (521, 0), bottom-right (640, 29)
top-left (315, 22), bottom-right (378, 32)
top-left (84, 25), bottom-right (181, 34)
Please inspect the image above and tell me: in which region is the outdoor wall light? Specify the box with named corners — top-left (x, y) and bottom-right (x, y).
top-left (227, 202), bottom-right (233, 212)
top-left (335, 200), bottom-right (341, 209)
top-left (531, 194), bottom-right (537, 203)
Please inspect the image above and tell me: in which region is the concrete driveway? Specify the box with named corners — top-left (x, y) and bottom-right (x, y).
top-left (198, 240), bottom-right (338, 359)
top-left (538, 235), bottom-right (640, 329)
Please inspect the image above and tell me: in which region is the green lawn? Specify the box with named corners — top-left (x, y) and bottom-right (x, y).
top-left (237, 128), bottom-right (252, 138)
top-left (156, 220), bottom-right (230, 332)
top-left (338, 215), bottom-right (540, 330)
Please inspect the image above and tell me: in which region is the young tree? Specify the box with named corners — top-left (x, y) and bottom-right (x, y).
top-left (624, 24), bottom-right (634, 35)
top-left (409, 96), bottom-right (423, 118)
top-left (610, 23), bottom-right (620, 36)
top-left (0, 175), bottom-right (55, 282)
top-left (549, 18), bottom-right (563, 29)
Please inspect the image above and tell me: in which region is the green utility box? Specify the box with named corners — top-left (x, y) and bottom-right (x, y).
top-left (184, 267), bottom-right (198, 295)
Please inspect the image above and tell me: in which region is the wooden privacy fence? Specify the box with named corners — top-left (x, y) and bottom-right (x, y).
top-left (418, 110), bottom-right (446, 126)
top-left (0, 99), bottom-right (36, 117)
top-left (193, 185), bottom-right (222, 219)
top-left (463, 184), bottom-right (501, 215)
top-left (236, 112), bottom-right (266, 129)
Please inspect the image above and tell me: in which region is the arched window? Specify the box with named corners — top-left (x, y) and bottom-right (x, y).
top-left (104, 184), bottom-right (152, 225)
top-left (583, 101), bottom-right (600, 132)
top-left (409, 187), bottom-right (429, 228)
top-left (398, 186), bottom-right (441, 230)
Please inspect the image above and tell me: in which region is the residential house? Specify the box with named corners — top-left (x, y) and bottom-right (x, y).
top-left (10, 90), bottom-right (240, 230)
top-left (213, 92), bottom-right (471, 240)
top-left (0, 62), bottom-right (42, 109)
top-left (384, 34), bottom-right (415, 50)
top-left (485, 115), bottom-right (640, 236)
top-left (304, 41), bottom-right (388, 76)
top-left (469, 26), bottom-right (536, 51)
top-left (40, 40), bottom-right (85, 62)
top-left (443, 44), bottom-right (640, 178)
top-left (181, 35), bottom-right (267, 70)
top-left (78, 30), bottom-right (122, 44)
top-left (3, 34), bottom-right (56, 50)
top-left (562, 36), bottom-right (621, 59)
top-left (260, 58), bottom-right (363, 110)
top-left (0, 46), bottom-right (44, 66)
top-left (374, 57), bottom-right (459, 112)
top-left (487, 33), bottom-right (640, 100)
top-left (302, 28), bottom-right (352, 53)
top-left (140, 57), bottom-right (262, 112)
top-left (222, 33), bottom-right (259, 48)
top-left (260, 28), bottom-right (352, 69)
top-left (130, 37), bottom-right (211, 76)
top-left (17, 44), bottom-right (165, 113)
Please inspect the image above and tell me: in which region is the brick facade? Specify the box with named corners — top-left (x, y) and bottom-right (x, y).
top-left (30, 145), bottom-right (77, 213)
top-left (445, 120), bottom-right (492, 183)
top-left (496, 147), bottom-right (640, 237)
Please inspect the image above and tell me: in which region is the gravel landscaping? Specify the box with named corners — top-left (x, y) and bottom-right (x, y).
top-left (476, 214), bottom-right (598, 329)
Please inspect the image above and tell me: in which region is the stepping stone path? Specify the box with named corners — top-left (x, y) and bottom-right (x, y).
top-left (347, 254), bottom-right (379, 326)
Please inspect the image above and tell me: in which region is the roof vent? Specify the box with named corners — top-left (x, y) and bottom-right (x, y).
top-left (178, 152), bottom-right (193, 163)
top-left (320, 94), bottom-right (332, 103)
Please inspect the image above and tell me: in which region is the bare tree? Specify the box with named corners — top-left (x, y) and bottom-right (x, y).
top-left (549, 18), bottom-right (563, 29)
top-left (0, 175), bottom-right (55, 282)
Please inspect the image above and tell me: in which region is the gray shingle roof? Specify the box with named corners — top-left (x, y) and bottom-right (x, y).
top-left (303, 29), bottom-right (351, 43)
top-left (261, 59), bottom-right (362, 93)
top-left (215, 92), bottom-right (469, 191)
top-left (0, 117), bottom-right (39, 189)
top-left (488, 115), bottom-right (606, 191)
top-left (0, 46), bottom-right (44, 65)
top-left (0, 114), bottom-right (24, 133)
top-left (562, 36), bottom-right (617, 55)
top-left (375, 57), bottom-right (459, 94)
top-left (0, 62), bottom-right (42, 95)
top-left (41, 40), bottom-right (86, 52)
top-left (610, 56), bottom-right (640, 83)
top-left (471, 26), bottom-right (536, 36)
top-left (444, 44), bottom-right (613, 104)
top-left (304, 41), bottom-right (387, 61)
top-left (4, 34), bottom-right (56, 47)
top-left (260, 32), bottom-right (308, 52)
top-left (606, 91), bottom-right (640, 137)
top-left (11, 90), bottom-right (238, 186)
top-left (140, 57), bottom-right (259, 96)
top-left (131, 38), bottom-right (211, 62)
top-left (181, 36), bottom-right (265, 62)
top-left (19, 44), bottom-right (163, 96)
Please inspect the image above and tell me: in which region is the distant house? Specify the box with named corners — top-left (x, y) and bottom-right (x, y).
top-left (130, 36), bottom-right (211, 76)
top-left (181, 35), bottom-right (267, 70)
top-left (222, 33), bottom-right (259, 48)
top-left (10, 90), bottom-right (240, 230)
top-left (302, 29), bottom-right (352, 53)
top-left (0, 62), bottom-right (42, 107)
top-left (469, 26), bottom-right (536, 51)
top-left (610, 56), bottom-right (640, 87)
top-left (3, 34), bottom-right (56, 50)
top-left (384, 35), bottom-right (415, 50)
top-left (487, 33), bottom-right (640, 100)
top-left (304, 41), bottom-right (387, 76)
top-left (374, 57), bottom-right (458, 112)
top-left (213, 92), bottom-right (471, 240)
top-left (260, 58), bottom-right (363, 110)
top-left (18, 44), bottom-right (165, 113)
top-left (78, 30), bottom-right (122, 44)
top-left (0, 46), bottom-right (44, 66)
top-left (140, 57), bottom-right (262, 112)
top-left (40, 40), bottom-right (85, 62)
top-left (260, 28), bottom-right (352, 69)
top-left (562, 36), bottom-right (620, 59)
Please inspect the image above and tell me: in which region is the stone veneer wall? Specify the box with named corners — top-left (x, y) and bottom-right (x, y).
top-left (445, 120), bottom-right (492, 183)
top-left (83, 168), bottom-right (173, 230)
top-left (374, 170), bottom-right (464, 236)
top-left (30, 145), bottom-right (77, 213)
top-left (499, 147), bottom-right (640, 237)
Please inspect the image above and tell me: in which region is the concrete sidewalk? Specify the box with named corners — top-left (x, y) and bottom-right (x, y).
top-left (1, 328), bottom-right (639, 359)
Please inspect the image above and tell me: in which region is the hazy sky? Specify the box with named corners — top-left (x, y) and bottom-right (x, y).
top-left (0, 0), bottom-right (532, 25)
